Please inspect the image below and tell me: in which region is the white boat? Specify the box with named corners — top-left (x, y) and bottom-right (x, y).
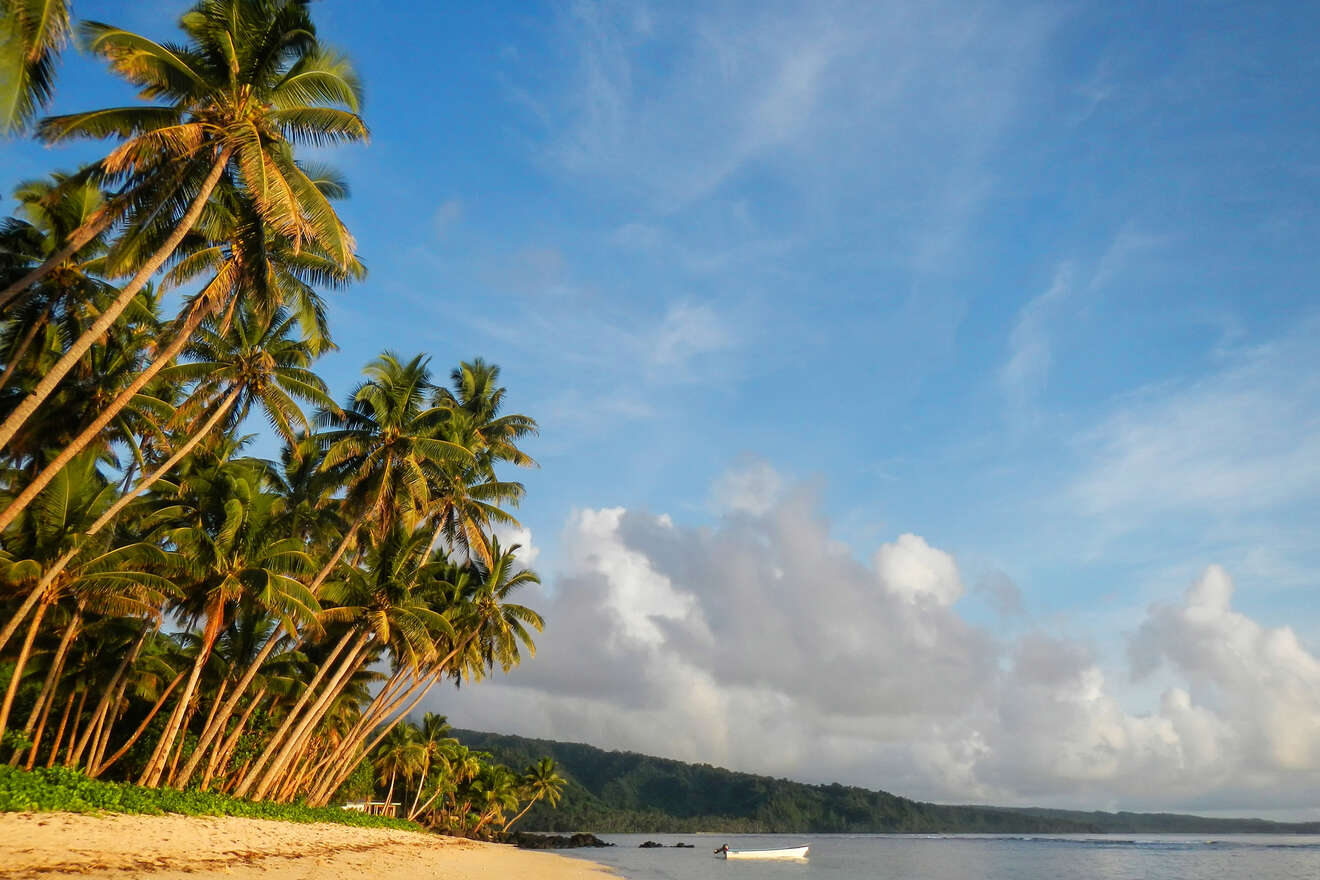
top-left (715, 845), bottom-right (809, 860)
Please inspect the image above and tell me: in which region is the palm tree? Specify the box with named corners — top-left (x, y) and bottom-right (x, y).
top-left (0, 0), bottom-right (72, 134)
top-left (504, 757), bottom-right (565, 831)
top-left (238, 525), bottom-right (452, 802)
top-left (0, 452), bottom-right (174, 742)
top-left (441, 538), bottom-right (544, 684)
top-left (136, 456), bottom-right (318, 787)
top-left (470, 763), bottom-right (520, 835)
top-left (0, 175), bottom-right (116, 395)
top-left (0, 0), bottom-right (365, 457)
top-left (0, 174), bottom-right (361, 532)
top-left (311, 353), bottom-right (473, 591)
top-left (306, 540), bottom-right (542, 807)
top-left (371, 721), bottom-right (425, 815)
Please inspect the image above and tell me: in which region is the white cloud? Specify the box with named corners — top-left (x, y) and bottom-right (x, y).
top-left (435, 465), bottom-right (1320, 815)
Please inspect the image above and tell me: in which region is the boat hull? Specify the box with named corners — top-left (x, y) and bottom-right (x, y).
top-left (718, 845), bottom-right (810, 860)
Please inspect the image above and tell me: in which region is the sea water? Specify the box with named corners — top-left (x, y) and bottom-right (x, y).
top-left (553, 832), bottom-right (1320, 880)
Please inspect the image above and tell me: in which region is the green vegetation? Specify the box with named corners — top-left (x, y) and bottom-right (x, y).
top-left (0, 765), bottom-right (416, 830)
top-left (454, 730), bottom-right (1320, 834)
top-left (0, 0), bottom-right (565, 839)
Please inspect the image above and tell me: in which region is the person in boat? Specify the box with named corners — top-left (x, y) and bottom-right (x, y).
top-left (715, 844), bottom-right (730, 854)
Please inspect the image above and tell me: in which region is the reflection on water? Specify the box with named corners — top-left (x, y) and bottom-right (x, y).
top-left (552, 832), bottom-right (1320, 880)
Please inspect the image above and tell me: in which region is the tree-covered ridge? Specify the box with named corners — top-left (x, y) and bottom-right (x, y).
top-left (453, 730), bottom-right (1320, 834)
top-left (0, 0), bottom-right (561, 838)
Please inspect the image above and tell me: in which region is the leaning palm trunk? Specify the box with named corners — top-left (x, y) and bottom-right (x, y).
top-left (16, 603), bottom-right (82, 766)
top-left (306, 666), bottom-right (449, 807)
top-left (229, 630), bottom-right (364, 798)
top-left (69, 626), bottom-right (149, 769)
top-left (94, 669), bottom-right (186, 776)
top-left (0, 301), bottom-right (53, 393)
top-left (0, 581), bottom-right (50, 656)
top-left (139, 593), bottom-right (225, 787)
top-left (308, 519), bottom-right (363, 595)
top-left (244, 633), bottom-right (372, 801)
top-left (171, 622), bottom-right (296, 790)
top-left (46, 687), bottom-right (78, 768)
top-left (503, 793), bottom-right (543, 833)
top-left (0, 147), bottom-right (233, 508)
top-left (0, 200), bottom-right (122, 312)
top-left (202, 685), bottom-right (266, 791)
top-left (0, 596), bottom-right (52, 740)
top-left (2, 288), bottom-right (234, 530)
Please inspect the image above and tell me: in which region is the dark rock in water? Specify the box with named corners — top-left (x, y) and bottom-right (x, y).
top-left (674, 842), bottom-right (694, 848)
top-left (639, 840), bottom-right (664, 848)
top-left (505, 832), bottom-right (614, 849)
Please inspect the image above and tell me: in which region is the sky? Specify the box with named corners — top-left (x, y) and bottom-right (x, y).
top-left (3, 0), bottom-right (1319, 819)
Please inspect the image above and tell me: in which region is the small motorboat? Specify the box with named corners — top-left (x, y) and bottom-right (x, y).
top-left (714, 844), bottom-right (809, 860)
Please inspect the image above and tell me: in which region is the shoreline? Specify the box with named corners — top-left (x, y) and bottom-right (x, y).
top-left (0, 812), bottom-right (617, 879)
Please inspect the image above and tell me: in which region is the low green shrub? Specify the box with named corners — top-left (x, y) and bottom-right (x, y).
top-left (0, 765), bottom-right (420, 831)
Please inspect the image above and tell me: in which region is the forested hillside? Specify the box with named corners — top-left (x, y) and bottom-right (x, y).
top-left (454, 730), bottom-right (1320, 834)
top-left (453, 730), bottom-right (1090, 833)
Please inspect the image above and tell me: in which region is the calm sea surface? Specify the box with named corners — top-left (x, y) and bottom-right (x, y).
top-left (553, 832), bottom-right (1320, 880)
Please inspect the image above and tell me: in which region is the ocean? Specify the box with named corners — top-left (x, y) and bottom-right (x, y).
top-left (553, 832), bottom-right (1320, 880)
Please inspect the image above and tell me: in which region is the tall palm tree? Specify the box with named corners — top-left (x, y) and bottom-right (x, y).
top-left (0, 0), bottom-right (365, 455)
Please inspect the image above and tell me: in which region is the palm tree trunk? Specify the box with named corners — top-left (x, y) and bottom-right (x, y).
top-left (202, 685), bottom-right (265, 791)
top-left (0, 582), bottom-right (48, 656)
top-left (1, 377), bottom-right (242, 538)
top-left (408, 784), bottom-right (448, 823)
top-left (307, 668), bottom-right (444, 807)
top-left (296, 666), bottom-right (413, 801)
top-left (0, 596), bottom-right (51, 741)
top-left (0, 146), bottom-right (233, 502)
top-left (246, 633), bottom-right (372, 801)
top-left (0, 290), bottom-right (231, 531)
top-left (0, 200), bottom-right (121, 312)
top-left (17, 603), bottom-right (81, 766)
top-left (68, 625), bottom-right (150, 768)
top-left (503, 794), bottom-right (542, 833)
top-left (384, 767), bottom-right (397, 813)
top-left (165, 677), bottom-right (226, 787)
top-left (140, 593), bottom-right (225, 787)
top-left (407, 754), bottom-right (432, 819)
top-left (173, 622), bottom-right (300, 790)
top-left (94, 669), bottom-right (186, 776)
top-left (229, 629), bottom-right (361, 798)
top-left (46, 687), bottom-right (78, 768)
top-left (303, 636), bottom-right (478, 808)
top-left (308, 519), bottom-right (363, 595)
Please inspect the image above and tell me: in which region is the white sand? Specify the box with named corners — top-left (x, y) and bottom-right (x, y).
top-left (0, 812), bottom-right (616, 879)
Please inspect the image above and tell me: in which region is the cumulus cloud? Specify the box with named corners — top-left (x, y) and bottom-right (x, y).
top-left (434, 464), bottom-right (1320, 815)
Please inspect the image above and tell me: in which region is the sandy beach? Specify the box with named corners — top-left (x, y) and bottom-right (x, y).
top-left (0, 813), bottom-right (616, 880)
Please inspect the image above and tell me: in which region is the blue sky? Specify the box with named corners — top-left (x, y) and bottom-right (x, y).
top-left (4, 0), bottom-right (1320, 816)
